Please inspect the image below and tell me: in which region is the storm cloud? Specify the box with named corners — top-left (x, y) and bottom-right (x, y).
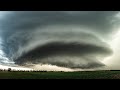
top-left (0, 11), bottom-right (119, 70)
top-left (15, 41), bottom-right (112, 69)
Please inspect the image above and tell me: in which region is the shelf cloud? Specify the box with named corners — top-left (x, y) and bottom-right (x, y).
top-left (0, 11), bottom-right (119, 70)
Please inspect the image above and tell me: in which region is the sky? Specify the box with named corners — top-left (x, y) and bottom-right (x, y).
top-left (0, 11), bottom-right (120, 71)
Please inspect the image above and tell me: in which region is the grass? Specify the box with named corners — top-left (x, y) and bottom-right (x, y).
top-left (0, 70), bottom-right (120, 79)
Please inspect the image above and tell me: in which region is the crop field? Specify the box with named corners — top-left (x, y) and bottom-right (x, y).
top-left (0, 70), bottom-right (120, 79)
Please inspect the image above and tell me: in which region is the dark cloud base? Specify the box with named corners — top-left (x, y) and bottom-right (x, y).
top-left (15, 42), bottom-right (112, 69)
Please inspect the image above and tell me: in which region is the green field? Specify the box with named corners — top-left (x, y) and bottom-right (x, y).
top-left (0, 71), bottom-right (120, 79)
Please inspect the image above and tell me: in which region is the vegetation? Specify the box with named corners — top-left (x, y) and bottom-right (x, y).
top-left (0, 69), bottom-right (120, 79)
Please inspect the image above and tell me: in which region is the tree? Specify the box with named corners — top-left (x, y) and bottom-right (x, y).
top-left (8, 68), bottom-right (11, 72)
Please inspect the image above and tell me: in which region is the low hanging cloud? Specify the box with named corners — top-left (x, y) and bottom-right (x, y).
top-left (0, 11), bottom-right (119, 70)
top-left (15, 41), bottom-right (112, 69)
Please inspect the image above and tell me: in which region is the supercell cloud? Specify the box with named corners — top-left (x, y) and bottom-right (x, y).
top-left (0, 11), bottom-right (119, 70)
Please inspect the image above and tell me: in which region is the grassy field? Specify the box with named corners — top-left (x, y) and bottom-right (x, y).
top-left (0, 70), bottom-right (120, 79)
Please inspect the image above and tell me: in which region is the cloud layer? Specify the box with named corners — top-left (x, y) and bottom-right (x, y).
top-left (0, 11), bottom-right (119, 69)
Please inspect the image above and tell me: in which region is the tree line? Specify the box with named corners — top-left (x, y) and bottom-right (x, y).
top-left (0, 68), bottom-right (64, 72)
